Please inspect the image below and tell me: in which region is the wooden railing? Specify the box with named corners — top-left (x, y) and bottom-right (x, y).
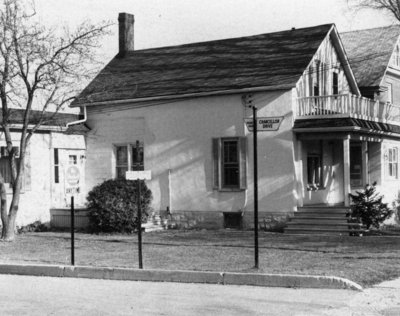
top-left (296, 94), bottom-right (400, 123)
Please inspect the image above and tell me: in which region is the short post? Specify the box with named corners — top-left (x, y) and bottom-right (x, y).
top-left (71, 195), bottom-right (75, 266)
top-left (137, 179), bottom-right (143, 269)
top-left (252, 105), bottom-right (259, 269)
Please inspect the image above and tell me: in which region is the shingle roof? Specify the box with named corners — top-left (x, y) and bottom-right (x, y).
top-left (341, 25), bottom-right (400, 89)
top-left (1, 109), bottom-right (80, 127)
top-left (74, 24), bottom-right (335, 105)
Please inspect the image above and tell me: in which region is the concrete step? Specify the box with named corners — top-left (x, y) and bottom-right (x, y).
top-left (290, 217), bottom-right (348, 223)
top-left (298, 207), bottom-right (349, 214)
top-left (287, 222), bottom-right (362, 227)
top-left (143, 213), bottom-right (169, 232)
top-left (294, 212), bottom-right (348, 218)
top-left (284, 206), bottom-right (365, 236)
top-left (285, 227), bottom-right (365, 235)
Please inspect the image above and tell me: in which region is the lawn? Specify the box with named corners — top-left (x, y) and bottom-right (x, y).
top-left (1, 230), bottom-right (400, 287)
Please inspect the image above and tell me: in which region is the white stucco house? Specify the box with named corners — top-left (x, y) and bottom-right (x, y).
top-left (72, 13), bottom-right (400, 233)
top-left (0, 110), bottom-right (87, 228)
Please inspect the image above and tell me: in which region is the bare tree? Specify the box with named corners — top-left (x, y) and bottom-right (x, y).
top-left (350, 0), bottom-right (400, 21)
top-left (0, 0), bottom-right (110, 241)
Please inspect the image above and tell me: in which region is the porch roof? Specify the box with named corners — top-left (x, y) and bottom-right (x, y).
top-left (294, 117), bottom-right (400, 135)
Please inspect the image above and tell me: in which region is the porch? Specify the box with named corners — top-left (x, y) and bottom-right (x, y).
top-left (286, 131), bottom-right (382, 235)
top-left (296, 94), bottom-right (400, 124)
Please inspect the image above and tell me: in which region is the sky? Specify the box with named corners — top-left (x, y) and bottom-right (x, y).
top-left (34, 0), bottom-right (397, 62)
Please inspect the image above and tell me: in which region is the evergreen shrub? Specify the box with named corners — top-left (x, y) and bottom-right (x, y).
top-left (349, 182), bottom-right (393, 230)
top-left (87, 179), bottom-right (152, 233)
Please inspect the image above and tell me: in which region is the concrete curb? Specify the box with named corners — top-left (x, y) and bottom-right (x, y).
top-left (0, 264), bottom-right (363, 291)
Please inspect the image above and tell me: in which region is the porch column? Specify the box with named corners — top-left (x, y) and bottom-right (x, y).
top-left (362, 141), bottom-right (369, 186)
top-left (296, 137), bottom-right (304, 207)
top-left (343, 136), bottom-right (351, 206)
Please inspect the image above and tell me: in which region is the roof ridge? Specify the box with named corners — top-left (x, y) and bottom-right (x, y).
top-left (122, 23), bottom-right (335, 54)
top-left (341, 23), bottom-right (400, 34)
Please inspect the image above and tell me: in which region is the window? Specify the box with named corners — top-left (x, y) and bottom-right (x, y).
top-left (307, 154), bottom-right (322, 188)
top-left (224, 213), bottom-right (242, 229)
top-left (350, 144), bottom-right (363, 187)
top-left (332, 72), bottom-right (339, 95)
top-left (386, 147), bottom-right (399, 179)
top-left (213, 137), bottom-right (247, 190)
top-left (54, 149), bottom-right (59, 183)
top-left (0, 146), bottom-right (20, 184)
top-left (391, 45), bottom-right (400, 68)
top-left (310, 60), bottom-right (320, 97)
top-left (115, 141), bottom-right (144, 179)
top-left (386, 83), bottom-right (393, 104)
top-left (69, 155), bottom-right (77, 165)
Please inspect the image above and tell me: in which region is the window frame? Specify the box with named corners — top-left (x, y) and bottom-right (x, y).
top-left (391, 45), bottom-right (400, 68)
top-left (332, 71), bottom-right (339, 95)
top-left (114, 142), bottom-right (144, 179)
top-left (213, 137), bottom-right (247, 191)
top-left (385, 146), bottom-right (399, 180)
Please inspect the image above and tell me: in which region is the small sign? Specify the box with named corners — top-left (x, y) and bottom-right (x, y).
top-left (65, 165), bottom-right (80, 196)
top-left (66, 187), bottom-right (80, 195)
top-left (245, 116), bottom-right (284, 132)
top-left (66, 165), bottom-right (80, 186)
top-left (126, 170), bottom-right (152, 180)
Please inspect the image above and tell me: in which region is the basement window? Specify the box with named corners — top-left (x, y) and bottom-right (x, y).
top-left (224, 213), bottom-right (242, 229)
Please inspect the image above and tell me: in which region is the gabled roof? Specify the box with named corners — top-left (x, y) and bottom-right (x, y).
top-left (341, 25), bottom-right (400, 89)
top-left (73, 24), bottom-right (338, 106)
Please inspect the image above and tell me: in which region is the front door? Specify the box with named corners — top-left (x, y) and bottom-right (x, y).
top-left (302, 140), bottom-right (344, 205)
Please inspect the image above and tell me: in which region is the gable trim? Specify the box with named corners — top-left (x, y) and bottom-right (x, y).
top-left (330, 26), bottom-right (360, 96)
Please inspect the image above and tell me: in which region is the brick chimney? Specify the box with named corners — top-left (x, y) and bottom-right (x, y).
top-left (118, 13), bottom-right (134, 56)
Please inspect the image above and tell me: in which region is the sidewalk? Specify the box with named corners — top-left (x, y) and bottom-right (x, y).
top-left (0, 263), bottom-right (362, 291)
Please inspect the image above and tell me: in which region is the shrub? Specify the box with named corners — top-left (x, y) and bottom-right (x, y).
top-left (87, 179), bottom-right (152, 233)
top-left (392, 192), bottom-right (400, 224)
top-left (349, 182), bottom-right (393, 230)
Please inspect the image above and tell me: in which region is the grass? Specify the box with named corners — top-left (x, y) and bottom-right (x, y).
top-left (1, 230), bottom-right (400, 287)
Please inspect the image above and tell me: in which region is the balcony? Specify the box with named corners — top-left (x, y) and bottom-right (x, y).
top-left (296, 94), bottom-right (400, 124)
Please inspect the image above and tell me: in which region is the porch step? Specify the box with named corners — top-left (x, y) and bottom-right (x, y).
top-left (142, 213), bottom-right (169, 232)
top-left (284, 206), bottom-right (366, 236)
top-left (285, 227), bottom-right (366, 235)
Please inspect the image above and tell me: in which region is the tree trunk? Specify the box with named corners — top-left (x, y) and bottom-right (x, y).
top-left (3, 210), bottom-right (16, 241)
top-left (0, 182), bottom-right (8, 240)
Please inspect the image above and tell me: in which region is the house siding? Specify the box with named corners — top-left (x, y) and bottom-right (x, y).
top-left (297, 36), bottom-right (351, 98)
top-left (0, 131), bottom-right (85, 228)
top-left (85, 90), bottom-right (296, 229)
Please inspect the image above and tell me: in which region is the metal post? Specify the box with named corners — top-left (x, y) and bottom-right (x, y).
top-left (252, 106), bottom-right (259, 269)
top-left (71, 196), bottom-right (75, 266)
top-left (137, 179), bottom-right (143, 269)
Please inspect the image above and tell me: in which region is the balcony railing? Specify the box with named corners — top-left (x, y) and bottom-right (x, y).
top-left (296, 94), bottom-right (400, 123)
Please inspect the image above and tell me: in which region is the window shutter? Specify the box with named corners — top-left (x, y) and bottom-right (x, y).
top-left (212, 138), bottom-right (221, 189)
top-left (239, 137), bottom-right (247, 190)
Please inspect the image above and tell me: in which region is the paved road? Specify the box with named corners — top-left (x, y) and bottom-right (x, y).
top-left (0, 274), bottom-right (399, 315)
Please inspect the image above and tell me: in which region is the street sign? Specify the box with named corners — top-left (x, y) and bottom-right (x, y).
top-left (65, 165), bottom-right (80, 195)
top-left (126, 170), bottom-right (152, 180)
top-left (245, 116), bottom-right (284, 132)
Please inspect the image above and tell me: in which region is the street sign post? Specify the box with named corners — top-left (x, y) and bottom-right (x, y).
top-left (65, 165), bottom-right (81, 266)
top-left (126, 170), bottom-right (152, 269)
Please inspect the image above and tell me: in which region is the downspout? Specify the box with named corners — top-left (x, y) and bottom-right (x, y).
top-left (66, 106), bottom-right (87, 128)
